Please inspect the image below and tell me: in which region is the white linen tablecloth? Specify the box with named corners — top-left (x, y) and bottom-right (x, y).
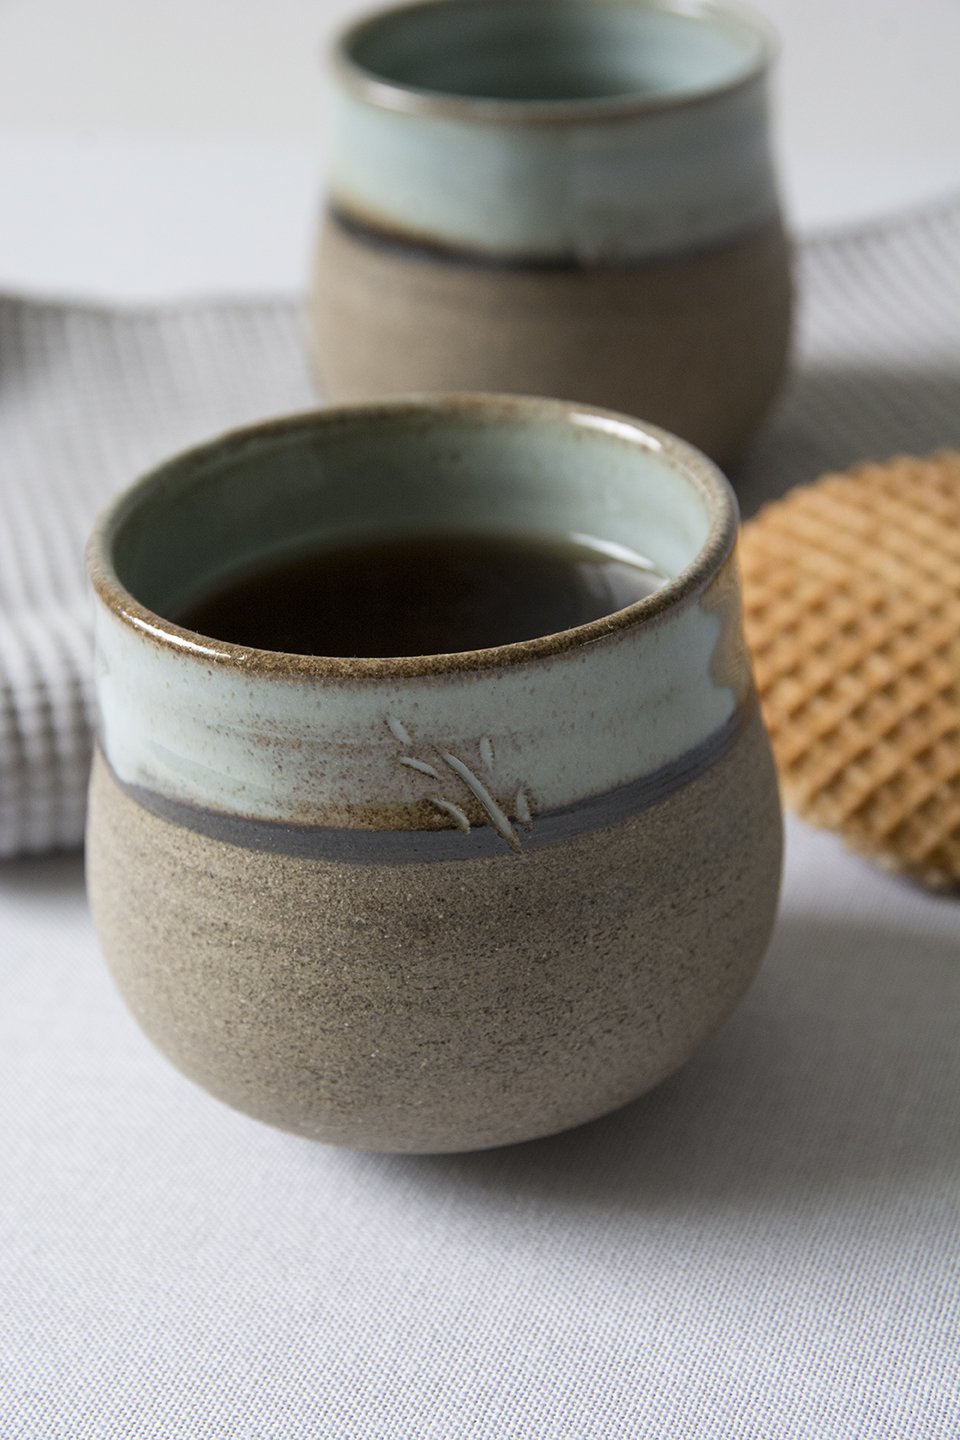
top-left (2, 821), bottom-right (958, 1439)
top-left (2, 202), bottom-right (959, 1438)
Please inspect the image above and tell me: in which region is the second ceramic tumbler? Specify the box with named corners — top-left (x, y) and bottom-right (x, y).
top-left (311, 0), bottom-right (792, 460)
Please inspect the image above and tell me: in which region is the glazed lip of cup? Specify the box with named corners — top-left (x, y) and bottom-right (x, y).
top-left (323, 0), bottom-right (780, 273)
top-left (333, 0), bottom-right (773, 118)
top-left (86, 396), bottom-right (743, 840)
top-left (88, 396), bottom-right (738, 683)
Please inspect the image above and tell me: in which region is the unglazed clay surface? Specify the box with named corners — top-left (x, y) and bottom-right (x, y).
top-left (312, 215), bottom-right (792, 462)
top-left (85, 398), bottom-right (782, 1152)
top-left (87, 706), bottom-right (781, 1153)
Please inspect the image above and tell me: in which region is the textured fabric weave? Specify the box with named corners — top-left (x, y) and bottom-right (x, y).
top-left (1, 203), bottom-right (960, 1440)
top-left (2, 201), bottom-right (960, 855)
top-left (0, 301), bottom-right (317, 855)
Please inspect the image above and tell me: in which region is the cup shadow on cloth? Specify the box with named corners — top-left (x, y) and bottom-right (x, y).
top-left (6, 854), bottom-right (956, 1208)
top-left (399, 902), bottom-right (959, 1210)
top-left (0, 852), bottom-right (85, 895)
top-left (734, 363), bottom-right (960, 516)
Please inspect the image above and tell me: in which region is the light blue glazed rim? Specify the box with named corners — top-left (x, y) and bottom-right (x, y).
top-left (89, 395), bottom-right (738, 681)
top-left (332, 0), bottom-right (776, 123)
top-left (89, 397), bottom-right (749, 857)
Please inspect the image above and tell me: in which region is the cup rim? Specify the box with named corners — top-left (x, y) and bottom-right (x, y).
top-left (87, 395), bottom-right (739, 681)
top-left (331, 0), bottom-right (775, 126)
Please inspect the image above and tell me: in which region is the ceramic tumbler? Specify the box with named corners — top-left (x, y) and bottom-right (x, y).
top-left (310, 0), bottom-right (792, 461)
top-left (85, 396), bottom-right (782, 1153)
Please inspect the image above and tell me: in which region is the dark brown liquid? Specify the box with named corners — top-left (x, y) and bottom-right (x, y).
top-left (178, 531), bottom-right (665, 658)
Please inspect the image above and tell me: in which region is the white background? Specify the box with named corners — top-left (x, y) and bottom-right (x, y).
top-left (1, 0), bottom-right (959, 299)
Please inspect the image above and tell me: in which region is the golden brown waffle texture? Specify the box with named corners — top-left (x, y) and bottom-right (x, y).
top-left (740, 451), bottom-right (960, 889)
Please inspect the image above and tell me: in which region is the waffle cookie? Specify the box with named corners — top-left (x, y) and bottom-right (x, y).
top-left (740, 451), bottom-right (960, 889)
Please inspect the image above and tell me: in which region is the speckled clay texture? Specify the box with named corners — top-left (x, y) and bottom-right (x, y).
top-left (85, 399), bottom-right (783, 1153)
top-left (312, 215), bottom-right (792, 463)
top-left (87, 704), bottom-right (781, 1153)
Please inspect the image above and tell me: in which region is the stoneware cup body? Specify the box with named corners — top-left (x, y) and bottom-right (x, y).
top-left (86, 396), bottom-right (782, 1153)
top-left (311, 0), bottom-right (793, 462)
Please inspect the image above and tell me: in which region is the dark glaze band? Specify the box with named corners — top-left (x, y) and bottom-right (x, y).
top-left (110, 695), bottom-right (756, 865)
top-left (328, 204), bottom-right (781, 274)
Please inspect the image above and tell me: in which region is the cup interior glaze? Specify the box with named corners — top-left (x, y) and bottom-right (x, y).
top-left (101, 399), bottom-right (729, 668)
top-left (338, 0), bottom-right (769, 111)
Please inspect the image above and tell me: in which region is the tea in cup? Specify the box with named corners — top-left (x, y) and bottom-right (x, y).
top-left (86, 396), bottom-right (782, 1151)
